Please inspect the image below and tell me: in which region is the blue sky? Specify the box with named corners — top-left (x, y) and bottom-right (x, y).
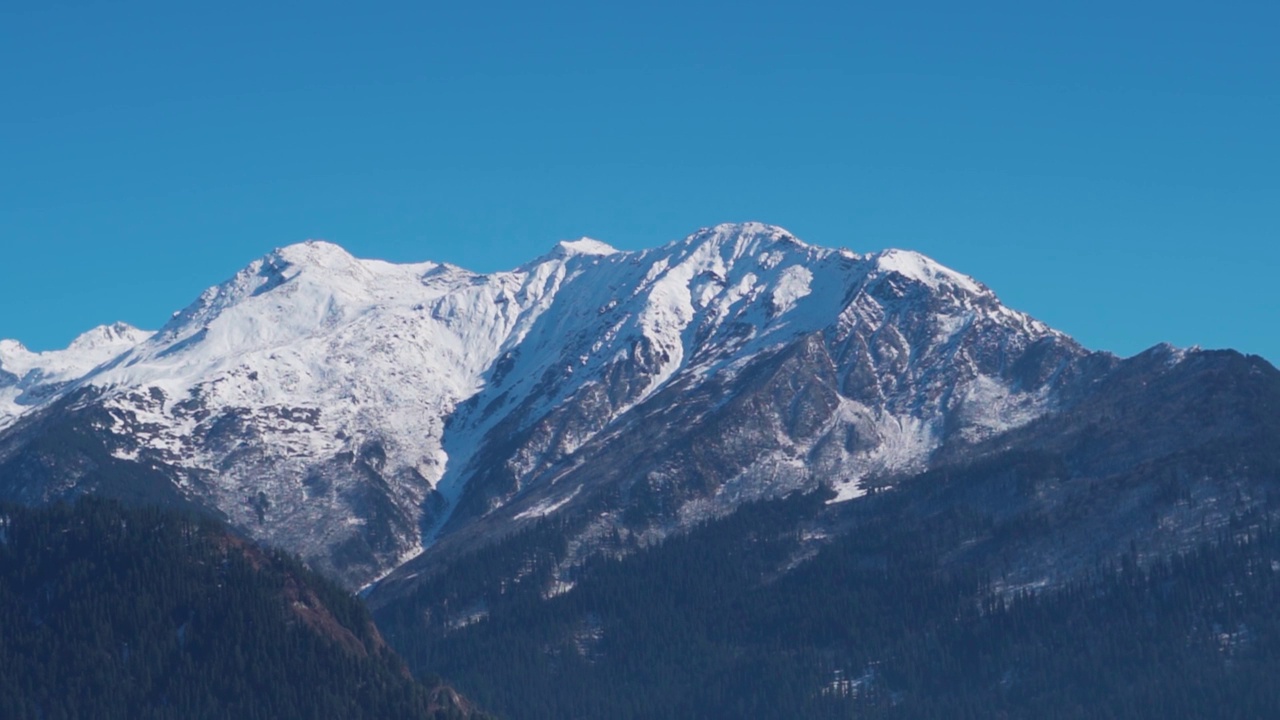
top-left (2, 1), bottom-right (1277, 361)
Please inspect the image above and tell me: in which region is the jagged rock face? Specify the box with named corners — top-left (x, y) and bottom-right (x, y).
top-left (0, 223), bottom-right (1120, 586)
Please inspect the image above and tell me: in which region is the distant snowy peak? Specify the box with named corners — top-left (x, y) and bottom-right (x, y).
top-left (553, 237), bottom-right (618, 258)
top-left (0, 322), bottom-right (152, 377)
top-left (67, 322), bottom-right (153, 353)
top-left (0, 321), bottom-right (154, 427)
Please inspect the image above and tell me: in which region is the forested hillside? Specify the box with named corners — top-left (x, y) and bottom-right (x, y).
top-left (376, 489), bottom-right (1280, 719)
top-left (0, 499), bottom-right (485, 720)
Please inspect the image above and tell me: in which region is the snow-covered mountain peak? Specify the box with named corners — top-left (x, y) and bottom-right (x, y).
top-left (0, 339), bottom-right (28, 358)
top-left (694, 221), bottom-right (799, 242)
top-left (145, 240), bottom-right (391, 356)
top-left (1, 322), bottom-right (154, 428)
top-left (552, 237), bottom-right (618, 258)
top-left (67, 322), bottom-right (153, 353)
top-left (872, 249), bottom-right (984, 295)
top-left (0, 323), bottom-right (151, 375)
top-left (0, 225), bottom-right (1099, 585)
top-left (269, 239), bottom-right (359, 268)
top-left (519, 238), bottom-right (623, 274)
top-left (682, 222), bottom-right (809, 255)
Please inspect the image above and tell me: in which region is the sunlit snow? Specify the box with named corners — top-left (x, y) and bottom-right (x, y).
top-left (0, 223), bottom-right (1085, 583)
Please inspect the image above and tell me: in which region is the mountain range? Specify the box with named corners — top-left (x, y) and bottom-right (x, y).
top-left (4, 222), bottom-right (1279, 716)
top-left (0, 222), bottom-right (1274, 598)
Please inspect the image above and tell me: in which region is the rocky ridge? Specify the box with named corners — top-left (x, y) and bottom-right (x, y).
top-left (0, 223), bottom-right (1127, 586)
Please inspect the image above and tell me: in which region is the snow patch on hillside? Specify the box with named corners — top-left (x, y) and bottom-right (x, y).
top-left (514, 486), bottom-right (582, 520)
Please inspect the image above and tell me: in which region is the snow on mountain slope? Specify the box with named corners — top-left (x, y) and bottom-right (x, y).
top-left (0, 224), bottom-right (1087, 586)
top-left (437, 224), bottom-right (883, 516)
top-left (416, 226), bottom-right (1088, 585)
top-left (438, 224), bottom-right (1077, 531)
top-left (0, 322), bottom-right (153, 429)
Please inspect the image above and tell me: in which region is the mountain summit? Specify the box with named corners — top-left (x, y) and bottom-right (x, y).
top-left (0, 224), bottom-right (1185, 586)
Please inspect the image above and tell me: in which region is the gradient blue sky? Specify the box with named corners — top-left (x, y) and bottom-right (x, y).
top-left (2, 1), bottom-right (1277, 361)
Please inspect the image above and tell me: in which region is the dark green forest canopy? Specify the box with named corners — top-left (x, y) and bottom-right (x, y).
top-left (0, 498), bottom-right (485, 720)
top-left (375, 489), bottom-right (1280, 720)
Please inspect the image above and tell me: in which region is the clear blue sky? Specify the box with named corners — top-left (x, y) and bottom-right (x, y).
top-left (2, 1), bottom-right (1276, 362)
